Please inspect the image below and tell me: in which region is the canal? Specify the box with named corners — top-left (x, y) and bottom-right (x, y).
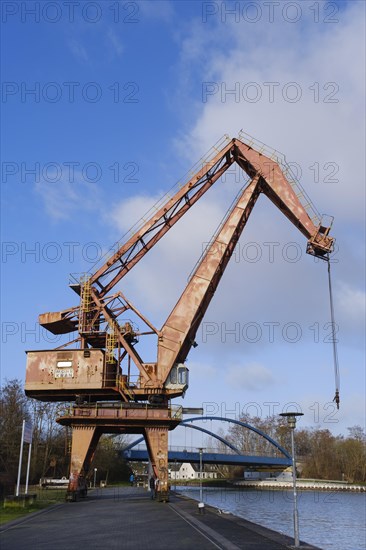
top-left (177, 487), bottom-right (366, 550)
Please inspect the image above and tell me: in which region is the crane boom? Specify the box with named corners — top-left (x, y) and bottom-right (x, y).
top-left (90, 139), bottom-right (329, 298)
top-left (157, 175), bottom-right (261, 381)
top-left (156, 140), bottom-right (333, 383)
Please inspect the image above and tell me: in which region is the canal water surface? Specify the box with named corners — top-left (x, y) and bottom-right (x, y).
top-left (177, 487), bottom-right (366, 550)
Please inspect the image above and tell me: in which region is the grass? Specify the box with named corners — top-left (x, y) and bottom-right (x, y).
top-left (0, 488), bottom-right (66, 526)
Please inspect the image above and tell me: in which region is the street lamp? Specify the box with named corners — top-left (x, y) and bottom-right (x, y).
top-left (197, 447), bottom-right (204, 514)
top-left (93, 467), bottom-right (98, 488)
top-left (280, 412), bottom-right (303, 548)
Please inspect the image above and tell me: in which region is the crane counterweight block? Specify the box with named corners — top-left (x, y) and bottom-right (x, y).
top-left (39, 309), bottom-right (79, 335)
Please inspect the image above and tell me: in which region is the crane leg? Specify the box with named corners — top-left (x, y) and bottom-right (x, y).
top-left (144, 427), bottom-right (170, 502)
top-left (67, 425), bottom-right (101, 501)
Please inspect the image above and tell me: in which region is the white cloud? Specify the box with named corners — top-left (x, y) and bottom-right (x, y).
top-left (106, 28), bottom-right (124, 57)
top-left (187, 360), bottom-right (217, 381)
top-left (110, 194), bottom-right (161, 233)
top-left (34, 173), bottom-right (101, 221)
top-left (68, 39), bottom-right (89, 64)
top-left (337, 283), bottom-right (366, 325)
top-left (226, 362), bottom-right (275, 391)
top-left (174, 2), bottom-right (366, 223)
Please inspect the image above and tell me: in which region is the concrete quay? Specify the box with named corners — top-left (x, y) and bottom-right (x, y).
top-left (0, 486), bottom-right (322, 549)
top-left (235, 479), bottom-right (365, 492)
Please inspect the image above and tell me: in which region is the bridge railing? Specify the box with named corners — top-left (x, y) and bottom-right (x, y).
top-left (127, 443), bottom-right (288, 459)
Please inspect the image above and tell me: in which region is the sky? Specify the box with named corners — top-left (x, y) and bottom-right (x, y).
top-left (1, 0), bottom-right (365, 443)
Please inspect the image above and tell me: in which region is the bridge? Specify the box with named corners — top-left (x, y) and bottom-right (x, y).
top-left (122, 416), bottom-right (292, 470)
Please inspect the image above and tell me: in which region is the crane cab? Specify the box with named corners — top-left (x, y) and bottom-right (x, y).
top-left (25, 349), bottom-right (119, 402)
top-left (164, 363), bottom-right (189, 394)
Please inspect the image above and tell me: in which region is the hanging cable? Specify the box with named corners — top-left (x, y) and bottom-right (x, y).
top-left (327, 256), bottom-right (340, 408)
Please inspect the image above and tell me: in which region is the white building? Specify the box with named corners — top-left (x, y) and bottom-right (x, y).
top-left (169, 463), bottom-right (218, 480)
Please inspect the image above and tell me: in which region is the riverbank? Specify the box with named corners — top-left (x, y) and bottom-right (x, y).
top-left (171, 491), bottom-right (322, 549)
top-left (174, 478), bottom-right (365, 492)
top-left (234, 479), bottom-right (366, 491)
top-left (177, 486), bottom-right (366, 550)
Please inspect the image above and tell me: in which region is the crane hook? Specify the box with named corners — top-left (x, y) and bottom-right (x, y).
top-left (333, 390), bottom-right (340, 410)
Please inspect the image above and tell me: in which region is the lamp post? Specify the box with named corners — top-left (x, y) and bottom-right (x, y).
top-left (280, 412), bottom-right (303, 548)
top-left (93, 467), bottom-right (97, 488)
top-left (174, 459), bottom-right (177, 492)
top-left (198, 447), bottom-right (204, 513)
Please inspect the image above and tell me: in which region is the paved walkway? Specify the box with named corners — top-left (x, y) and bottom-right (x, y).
top-left (0, 487), bottom-right (321, 549)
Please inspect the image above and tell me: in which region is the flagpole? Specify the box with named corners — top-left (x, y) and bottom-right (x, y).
top-left (25, 441), bottom-right (32, 495)
top-left (16, 420), bottom-right (25, 497)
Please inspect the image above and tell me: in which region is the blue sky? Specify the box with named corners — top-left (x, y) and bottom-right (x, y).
top-left (1, 0), bottom-right (365, 438)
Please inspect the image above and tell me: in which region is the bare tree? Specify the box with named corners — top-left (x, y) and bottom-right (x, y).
top-left (0, 379), bottom-right (31, 481)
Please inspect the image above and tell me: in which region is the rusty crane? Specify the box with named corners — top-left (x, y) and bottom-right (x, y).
top-left (25, 133), bottom-right (335, 500)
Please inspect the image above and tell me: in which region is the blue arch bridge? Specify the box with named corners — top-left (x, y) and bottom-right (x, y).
top-left (122, 417), bottom-right (292, 471)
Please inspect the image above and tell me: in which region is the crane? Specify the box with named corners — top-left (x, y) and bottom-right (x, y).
top-left (25, 132), bottom-right (334, 500)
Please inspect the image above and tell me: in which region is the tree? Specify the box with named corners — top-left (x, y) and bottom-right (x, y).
top-left (0, 379), bottom-right (31, 482)
top-left (28, 400), bottom-right (70, 481)
top-left (226, 413), bottom-right (291, 459)
top-left (347, 425), bottom-right (366, 443)
top-left (336, 426), bottom-right (366, 482)
top-left (91, 435), bottom-right (131, 483)
top-left (205, 428), bottom-right (232, 478)
top-left (0, 381), bottom-right (71, 487)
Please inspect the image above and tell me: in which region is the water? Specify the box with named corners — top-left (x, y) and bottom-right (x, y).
top-left (177, 487), bottom-right (366, 550)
